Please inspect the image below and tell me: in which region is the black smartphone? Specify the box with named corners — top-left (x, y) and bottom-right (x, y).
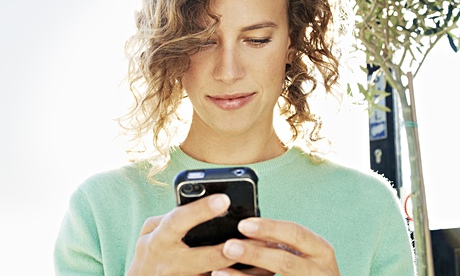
top-left (174, 167), bottom-right (260, 269)
top-left (174, 166), bottom-right (260, 246)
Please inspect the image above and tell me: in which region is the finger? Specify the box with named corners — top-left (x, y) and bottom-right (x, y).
top-left (158, 193), bottom-right (231, 244)
top-left (222, 239), bottom-right (326, 275)
top-left (237, 218), bottom-right (331, 258)
top-left (179, 236), bottom-right (269, 274)
top-left (139, 215), bottom-right (163, 236)
top-left (137, 226), bottom-right (237, 275)
top-left (212, 266), bottom-right (275, 276)
top-left (181, 240), bottom-right (272, 275)
top-left (177, 243), bottom-right (237, 275)
top-left (242, 267), bottom-right (275, 276)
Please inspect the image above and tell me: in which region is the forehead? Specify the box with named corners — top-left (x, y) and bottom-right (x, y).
top-left (210, 0), bottom-right (288, 29)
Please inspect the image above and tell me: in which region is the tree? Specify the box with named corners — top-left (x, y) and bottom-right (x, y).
top-left (352, 0), bottom-right (460, 275)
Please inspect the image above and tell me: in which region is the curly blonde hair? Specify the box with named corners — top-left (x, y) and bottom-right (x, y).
top-left (120, 0), bottom-right (341, 176)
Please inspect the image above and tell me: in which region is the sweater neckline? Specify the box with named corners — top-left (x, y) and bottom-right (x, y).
top-left (169, 146), bottom-right (308, 173)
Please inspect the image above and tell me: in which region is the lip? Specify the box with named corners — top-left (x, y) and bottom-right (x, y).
top-left (207, 92), bottom-right (256, 111)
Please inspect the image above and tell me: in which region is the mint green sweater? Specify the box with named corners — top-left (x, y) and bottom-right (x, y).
top-left (54, 147), bottom-right (415, 275)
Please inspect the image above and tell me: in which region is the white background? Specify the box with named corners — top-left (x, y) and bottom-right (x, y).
top-left (1, 0), bottom-right (459, 274)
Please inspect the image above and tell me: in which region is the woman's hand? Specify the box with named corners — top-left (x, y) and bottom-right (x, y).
top-left (128, 194), bottom-right (237, 275)
top-left (212, 218), bottom-right (340, 276)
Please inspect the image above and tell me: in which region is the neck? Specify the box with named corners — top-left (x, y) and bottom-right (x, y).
top-left (180, 127), bottom-right (286, 165)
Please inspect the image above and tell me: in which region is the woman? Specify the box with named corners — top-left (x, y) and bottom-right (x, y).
top-left (54, 0), bottom-right (416, 275)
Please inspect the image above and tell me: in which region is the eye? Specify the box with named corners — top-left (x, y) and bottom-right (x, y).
top-left (199, 40), bottom-right (217, 51)
top-left (246, 38), bottom-right (271, 47)
top-left (204, 40), bottom-right (217, 46)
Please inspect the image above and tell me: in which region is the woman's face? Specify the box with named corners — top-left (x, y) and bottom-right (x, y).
top-left (182, 0), bottom-right (292, 137)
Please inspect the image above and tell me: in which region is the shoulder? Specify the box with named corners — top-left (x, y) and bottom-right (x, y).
top-left (325, 159), bottom-right (398, 203)
top-left (289, 147), bottom-right (399, 202)
top-left (66, 160), bottom-right (176, 228)
top-left (328, 158), bottom-right (392, 185)
top-left (83, 161), bottom-right (150, 184)
top-left (292, 147), bottom-right (394, 186)
top-left (75, 161), bottom-right (153, 201)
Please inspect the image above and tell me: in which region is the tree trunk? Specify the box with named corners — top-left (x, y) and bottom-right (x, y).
top-left (400, 72), bottom-right (434, 276)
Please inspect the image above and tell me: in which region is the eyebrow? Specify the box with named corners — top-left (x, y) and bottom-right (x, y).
top-left (240, 21), bottom-right (278, 32)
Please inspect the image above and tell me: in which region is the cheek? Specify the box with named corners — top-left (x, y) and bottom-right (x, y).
top-left (262, 44), bottom-right (289, 73)
top-left (182, 55), bottom-right (208, 92)
top-left (261, 54), bottom-right (287, 84)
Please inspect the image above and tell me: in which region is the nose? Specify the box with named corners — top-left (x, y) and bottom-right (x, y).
top-left (213, 45), bottom-right (245, 84)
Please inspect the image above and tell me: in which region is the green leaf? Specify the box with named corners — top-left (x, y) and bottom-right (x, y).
top-left (375, 104), bottom-right (392, 112)
top-left (373, 90), bottom-right (392, 104)
top-left (446, 4), bottom-right (453, 22)
top-left (346, 83), bottom-right (353, 96)
top-left (424, 28), bottom-right (438, 35)
top-left (357, 83), bottom-right (366, 94)
top-left (454, 9), bottom-right (460, 23)
top-left (447, 33), bottom-right (458, 53)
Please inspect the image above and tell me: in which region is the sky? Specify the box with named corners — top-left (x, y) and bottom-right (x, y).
top-left (0, 0), bottom-right (459, 274)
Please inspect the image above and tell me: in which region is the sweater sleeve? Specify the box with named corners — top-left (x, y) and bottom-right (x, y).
top-left (370, 196), bottom-right (416, 275)
top-left (54, 188), bottom-right (104, 275)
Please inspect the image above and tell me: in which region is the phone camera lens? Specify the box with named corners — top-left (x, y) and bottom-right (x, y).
top-left (233, 168), bottom-right (245, 176)
top-left (182, 184), bottom-right (194, 193)
top-left (193, 184), bottom-right (204, 193)
top-left (180, 183), bottom-right (205, 197)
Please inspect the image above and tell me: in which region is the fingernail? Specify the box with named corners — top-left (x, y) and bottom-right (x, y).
top-left (209, 194), bottom-right (230, 212)
top-left (239, 220), bottom-right (259, 234)
top-left (224, 240), bottom-right (244, 258)
top-left (212, 271), bottom-right (230, 276)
